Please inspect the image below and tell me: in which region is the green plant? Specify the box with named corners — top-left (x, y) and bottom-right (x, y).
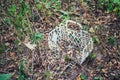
top-left (82, 25), bottom-right (88, 31)
top-left (108, 36), bottom-right (115, 45)
top-left (44, 71), bottom-right (51, 80)
top-left (30, 32), bottom-right (44, 44)
top-left (0, 74), bottom-right (13, 80)
top-left (97, 0), bottom-right (120, 17)
top-left (84, 0), bottom-right (120, 17)
top-left (89, 52), bottom-right (96, 60)
top-left (36, 3), bottom-right (42, 10)
top-left (97, 65), bottom-right (102, 70)
top-left (0, 43), bottom-right (6, 54)
top-left (64, 55), bottom-right (70, 62)
top-left (59, 10), bottom-right (70, 21)
top-left (94, 76), bottom-right (101, 80)
top-left (3, 0), bottom-right (33, 42)
top-left (52, 0), bottom-right (61, 10)
top-left (84, 0), bottom-right (90, 4)
top-left (92, 36), bottom-right (99, 44)
top-left (80, 74), bottom-right (86, 80)
top-left (36, 0), bottom-right (61, 16)
top-left (18, 60), bottom-right (27, 80)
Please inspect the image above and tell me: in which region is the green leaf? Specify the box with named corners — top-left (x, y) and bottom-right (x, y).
top-left (0, 74), bottom-right (13, 80)
top-left (31, 32), bottom-right (43, 43)
top-left (33, 14), bottom-right (39, 22)
top-left (36, 3), bottom-right (42, 10)
top-left (0, 43), bottom-right (6, 53)
top-left (107, 3), bottom-right (113, 12)
top-left (45, 2), bottom-right (51, 9)
top-left (8, 5), bottom-right (17, 12)
top-left (18, 60), bottom-right (26, 80)
top-left (89, 53), bottom-right (95, 60)
top-left (64, 55), bottom-right (70, 61)
top-left (113, 0), bottom-right (120, 3)
top-left (19, 60), bottom-right (25, 72)
top-left (84, 0), bottom-right (90, 4)
top-left (44, 71), bottom-right (51, 76)
top-left (14, 38), bottom-right (19, 45)
top-left (97, 65), bottom-right (102, 70)
top-left (35, 32), bottom-right (43, 39)
top-left (20, 2), bottom-right (30, 16)
top-left (82, 25), bottom-right (88, 31)
top-left (3, 17), bottom-right (11, 25)
top-left (44, 71), bottom-right (51, 80)
top-left (56, 0), bottom-right (61, 9)
top-left (59, 10), bottom-right (69, 15)
top-left (51, 0), bottom-right (55, 3)
top-left (113, 7), bottom-right (118, 13)
top-left (94, 77), bottom-right (101, 80)
top-left (59, 10), bottom-right (69, 20)
top-left (80, 74), bottom-right (86, 80)
top-left (108, 36), bottom-right (115, 45)
top-left (92, 36), bottom-right (99, 43)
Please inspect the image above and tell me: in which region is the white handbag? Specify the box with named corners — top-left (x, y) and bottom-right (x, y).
top-left (48, 20), bottom-right (93, 64)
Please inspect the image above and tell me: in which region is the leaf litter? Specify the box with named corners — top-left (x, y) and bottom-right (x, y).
top-left (0, 0), bottom-right (120, 80)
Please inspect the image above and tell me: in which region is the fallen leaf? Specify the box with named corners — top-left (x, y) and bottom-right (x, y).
top-left (24, 42), bottom-right (36, 50)
top-left (9, 52), bottom-right (14, 57)
top-left (67, 49), bottom-right (73, 55)
top-left (76, 75), bottom-right (81, 80)
top-left (109, 61), bottom-right (112, 67)
top-left (8, 36), bottom-right (16, 41)
top-left (0, 68), bottom-right (3, 71)
top-left (37, 77), bottom-right (42, 80)
top-left (102, 68), bottom-right (107, 74)
top-left (5, 42), bottom-right (10, 46)
top-left (89, 27), bottom-right (95, 33)
top-left (58, 79), bottom-right (64, 80)
top-left (117, 62), bottom-right (120, 69)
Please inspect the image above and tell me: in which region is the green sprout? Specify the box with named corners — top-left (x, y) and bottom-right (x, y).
top-left (80, 74), bottom-right (86, 80)
top-left (108, 36), bottom-right (115, 45)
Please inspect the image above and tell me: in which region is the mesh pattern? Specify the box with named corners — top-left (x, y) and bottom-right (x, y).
top-left (48, 20), bottom-right (93, 64)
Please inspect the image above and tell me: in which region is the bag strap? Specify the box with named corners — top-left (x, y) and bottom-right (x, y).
top-left (65, 20), bottom-right (82, 30)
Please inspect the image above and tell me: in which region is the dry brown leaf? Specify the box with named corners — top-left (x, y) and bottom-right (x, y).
top-left (90, 70), bottom-right (94, 76)
top-left (89, 27), bottom-right (95, 33)
top-left (112, 47), bottom-right (118, 53)
top-left (10, 52), bottom-right (14, 57)
top-left (7, 65), bottom-right (15, 70)
top-left (58, 79), bottom-right (64, 80)
top-left (102, 68), bottom-right (107, 74)
top-left (5, 42), bottom-right (10, 46)
top-left (117, 62), bottom-right (120, 69)
top-left (37, 77), bottom-right (42, 80)
top-left (9, 36), bottom-right (16, 41)
top-left (24, 42), bottom-right (36, 50)
top-left (67, 50), bottom-right (73, 55)
top-left (109, 61), bottom-right (112, 67)
top-left (76, 75), bottom-right (81, 80)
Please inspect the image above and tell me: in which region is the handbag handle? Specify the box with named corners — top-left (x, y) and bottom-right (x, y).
top-left (65, 20), bottom-right (82, 30)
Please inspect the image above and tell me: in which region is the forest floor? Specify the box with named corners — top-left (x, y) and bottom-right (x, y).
top-left (0, 1), bottom-right (120, 80)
